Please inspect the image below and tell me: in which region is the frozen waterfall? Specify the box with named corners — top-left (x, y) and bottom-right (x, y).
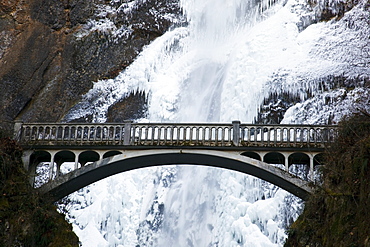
top-left (60, 0), bottom-right (370, 245)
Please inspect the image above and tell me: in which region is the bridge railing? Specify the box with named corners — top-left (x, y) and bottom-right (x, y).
top-left (14, 122), bottom-right (130, 145)
top-left (14, 121), bottom-right (337, 148)
top-left (130, 123), bottom-right (234, 146)
top-left (239, 125), bottom-right (337, 147)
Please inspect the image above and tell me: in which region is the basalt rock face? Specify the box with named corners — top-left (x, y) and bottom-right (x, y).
top-left (0, 0), bottom-right (180, 133)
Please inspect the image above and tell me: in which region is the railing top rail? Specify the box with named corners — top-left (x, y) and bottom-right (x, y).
top-left (239, 124), bottom-right (337, 128)
top-left (18, 122), bottom-right (130, 127)
top-left (17, 122), bottom-right (338, 128)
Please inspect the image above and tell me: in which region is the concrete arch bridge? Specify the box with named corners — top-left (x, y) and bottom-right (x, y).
top-left (13, 121), bottom-right (337, 201)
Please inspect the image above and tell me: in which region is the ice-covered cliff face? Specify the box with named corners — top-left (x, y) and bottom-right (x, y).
top-left (59, 0), bottom-right (370, 246)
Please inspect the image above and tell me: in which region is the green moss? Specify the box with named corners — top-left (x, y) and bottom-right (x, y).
top-left (285, 113), bottom-right (370, 247)
top-left (0, 137), bottom-right (79, 247)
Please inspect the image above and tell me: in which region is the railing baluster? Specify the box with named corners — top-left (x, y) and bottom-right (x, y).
top-left (201, 127), bottom-right (205, 145)
top-left (189, 127), bottom-right (193, 144)
top-left (61, 126), bottom-right (65, 141)
top-left (221, 127), bottom-right (224, 146)
top-left (176, 127), bottom-right (180, 145)
top-left (138, 126), bottom-right (142, 144)
top-left (164, 126), bottom-right (168, 144)
top-left (169, 126), bottom-right (173, 145)
top-left (151, 126), bottom-right (155, 145)
top-left (93, 126), bottom-right (97, 141)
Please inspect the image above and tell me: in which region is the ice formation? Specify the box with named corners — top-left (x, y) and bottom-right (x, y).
top-left (58, 0), bottom-right (370, 246)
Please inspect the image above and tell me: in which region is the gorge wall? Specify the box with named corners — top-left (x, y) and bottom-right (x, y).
top-left (0, 0), bottom-right (180, 133)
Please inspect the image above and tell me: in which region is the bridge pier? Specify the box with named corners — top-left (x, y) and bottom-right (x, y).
top-left (284, 154), bottom-right (289, 171)
top-left (49, 151), bottom-right (56, 180)
top-left (74, 153), bottom-right (79, 170)
top-left (21, 150), bottom-right (33, 171)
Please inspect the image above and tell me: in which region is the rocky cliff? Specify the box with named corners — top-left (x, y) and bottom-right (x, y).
top-left (0, 0), bottom-right (180, 133)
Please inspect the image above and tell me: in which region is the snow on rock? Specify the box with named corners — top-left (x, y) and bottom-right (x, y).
top-left (282, 87), bottom-right (370, 125)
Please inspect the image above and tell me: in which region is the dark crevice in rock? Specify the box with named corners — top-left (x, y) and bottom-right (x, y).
top-left (255, 92), bottom-right (301, 124)
top-left (107, 91), bottom-right (148, 122)
top-left (310, 0), bottom-right (360, 22)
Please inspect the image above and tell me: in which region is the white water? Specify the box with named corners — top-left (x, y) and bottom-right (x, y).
top-left (61, 0), bottom-right (370, 246)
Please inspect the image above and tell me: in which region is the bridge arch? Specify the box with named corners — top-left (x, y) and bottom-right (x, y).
top-left (54, 150), bottom-right (75, 176)
top-left (38, 149), bottom-right (314, 202)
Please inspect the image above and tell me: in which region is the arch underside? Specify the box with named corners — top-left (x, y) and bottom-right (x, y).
top-left (38, 150), bottom-right (314, 202)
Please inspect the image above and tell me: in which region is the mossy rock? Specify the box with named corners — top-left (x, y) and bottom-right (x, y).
top-left (0, 137), bottom-right (79, 247)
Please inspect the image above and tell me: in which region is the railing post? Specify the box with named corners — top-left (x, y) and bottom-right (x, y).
top-left (232, 120), bottom-right (241, 146)
top-left (123, 120), bottom-right (132, 145)
top-left (13, 120), bottom-right (23, 141)
top-left (309, 154), bottom-right (314, 181)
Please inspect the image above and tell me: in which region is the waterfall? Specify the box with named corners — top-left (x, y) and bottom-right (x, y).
top-left (59, 0), bottom-right (370, 245)
top-left (175, 0), bottom-right (258, 122)
top-left (150, 1), bottom-right (296, 246)
top-left (64, 0), bottom-right (284, 124)
top-left (62, 0), bottom-right (302, 245)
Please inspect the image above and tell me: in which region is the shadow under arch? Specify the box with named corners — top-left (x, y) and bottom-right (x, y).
top-left (30, 150), bottom-right (51, 171)
top-left (79, 150), bottom-right (100, 166)
top-left (289, 152), bottom-right (310, 166)
top-left (264, 152), bottom-right (285, 165)
top-left (38, 150), bottom-right (315, 202)
top-left (241, 151), bottom-right (261, 160)
top-left (55, 150), bottom-right (75, 164)
top-left (314, 153), bottom-right (325, 166)
top-left (103, 150), bottom-right (122, 159)
top-left (29, 151), bottom-right (52, 184)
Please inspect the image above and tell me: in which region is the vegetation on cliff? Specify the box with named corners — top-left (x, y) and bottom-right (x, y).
top-left (0, 136), bottom-right (79, 247)
top-left (285, 112), bottom-right (370, 246)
